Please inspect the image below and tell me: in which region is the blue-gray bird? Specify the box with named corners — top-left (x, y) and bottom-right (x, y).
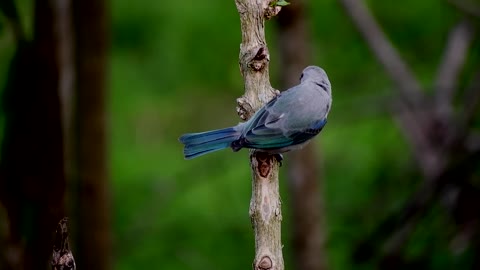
top-left (179, 66), bottom-right (332, 159)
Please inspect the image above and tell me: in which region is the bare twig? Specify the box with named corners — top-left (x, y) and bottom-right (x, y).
top-left (447, 0), bottom-right (480, 18)
top-left (338, 0), bottom-right (452, 179)
top-left (338, 0), bottom-right (425, 109)
top-left (234, 0), bottom-right (284, 269)
top-left (341, 0), bottom-right (480, 265)
top-left (52, 218), bottom-right (76, 270)
top-left (354, 149), bottom-right (480, 263)
top-left (391, 104), bottom-right (442, 179)
top-left (435, 20), bottom-right (475, 117)
top-left (338, 0), bottom-right (436, 175)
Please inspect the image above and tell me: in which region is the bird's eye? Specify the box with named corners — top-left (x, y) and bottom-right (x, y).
top-left (300, 74), bottom-right (304, 80)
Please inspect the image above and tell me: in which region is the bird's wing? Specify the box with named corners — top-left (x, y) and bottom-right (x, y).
top-left (242, 110), bottom-right (327, 150)
top-left (238, 95), bottom-right (292, 149)
top-left (304, 117), bottom-right (327, 134)
top-left (238, 87), bottom-right (328, 150)
top-left (245, 94), bottom-right (282, 129)
top-left (288, 118), bottom-right (327, 142)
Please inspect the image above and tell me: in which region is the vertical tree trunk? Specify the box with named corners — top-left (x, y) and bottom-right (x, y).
top-left (234, 0), bottom-right (285, 269)
top-left (277, 2), bottom-right (328, 269)
top-left (0, 0), bottom-right (69, 268)
top-left (72, 1), bottom-right (112, 269)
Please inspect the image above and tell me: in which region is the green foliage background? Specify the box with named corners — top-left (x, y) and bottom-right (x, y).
top-left (1, 0), bottom-right (478, 269)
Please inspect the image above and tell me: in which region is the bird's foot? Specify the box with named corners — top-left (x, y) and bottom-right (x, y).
top-left (274, 153), bottom-right (283, 167)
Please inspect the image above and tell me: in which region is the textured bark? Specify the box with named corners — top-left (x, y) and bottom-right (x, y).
top-left (72, 1), bottom-right (112, 269)
top-left (277, 1), bottom-right (328, 270)
top-left (234, 0), bottom-right (284, 269)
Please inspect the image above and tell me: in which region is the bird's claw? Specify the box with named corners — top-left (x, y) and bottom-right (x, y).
top-left (274, 153), bottom-right (283, 167)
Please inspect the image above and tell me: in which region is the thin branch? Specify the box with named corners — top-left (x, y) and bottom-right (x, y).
top-left (52, 218), bottom-right (76, 270)
top-left (380, 148), bottom-right (480, 258)
top-left (338, 0), bottom-right (445, 179)
top-left (354, 149), bottom-right (480, 263)
top-left (234, 0), bottom-right (284, 269)
top-left (392, 104), bottom-right (441, 179)
top-left (435, 20), bottom-right (475, 117)
top-left (447, 0), bottom-right (480, 18)
top-left (338, 0), bottom-right (425, 109)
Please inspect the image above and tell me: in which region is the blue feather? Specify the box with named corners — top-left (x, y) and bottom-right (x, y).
top-left (240, 118), bottom-right (327, 150)
top-left (308, 118), bottom-right (327, 133)
top-left (179, 127), bottom-right (239, 159)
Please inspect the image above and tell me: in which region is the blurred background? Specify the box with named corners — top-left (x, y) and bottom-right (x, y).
top-left (0, 0), bottom-right (479, 269)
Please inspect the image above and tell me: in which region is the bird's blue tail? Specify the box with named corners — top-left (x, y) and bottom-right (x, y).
top-left (179, 127), bottom-right (240, 159)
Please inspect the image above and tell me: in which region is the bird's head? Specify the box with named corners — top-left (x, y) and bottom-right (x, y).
top-left (300, 66), bottom-right (331, 95)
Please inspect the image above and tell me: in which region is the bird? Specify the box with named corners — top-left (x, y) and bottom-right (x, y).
top-left (179, 65), bottom-right (332, 160)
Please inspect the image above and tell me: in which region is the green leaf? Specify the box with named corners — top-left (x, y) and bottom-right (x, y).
top-left (275, 0), bottom-right (290, 6)
top-left (269, 0), bottom-right (290, 7)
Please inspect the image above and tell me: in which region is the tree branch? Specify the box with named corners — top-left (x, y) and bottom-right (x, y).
top-left (51, 218), bottom-right (76, 270)
top-left (338, 0), bottom-right (445, 179)
top-left (353, 149), bottom-right (480, 264)
top-left (234, 0), bottom-right (284, 269)
top-left (435, 20), bottom-right (475, 117)
top-left (338, 0), bottom-right (425, 109)
top-left (340, 0), bottom-right (480, 265)
top-left (72, 0), bottom-right (111, 268)
top-left (447, 0), bottom-right (480, 19)
top-left (391, 103), bottom-right (441, 179)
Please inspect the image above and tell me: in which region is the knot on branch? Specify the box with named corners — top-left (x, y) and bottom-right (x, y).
top-left (257, 256), bottom-right (273, 270)
top-left (240, 46), bottom-right (270, 73)
top-left (254, 151), bottom-right (274, 178)
top-left (237, 96), bottom-right (254, 120)
top-left (265, 2), bottom-right (282, 19)
top-left (250, 47), bottom-right (269, 71)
